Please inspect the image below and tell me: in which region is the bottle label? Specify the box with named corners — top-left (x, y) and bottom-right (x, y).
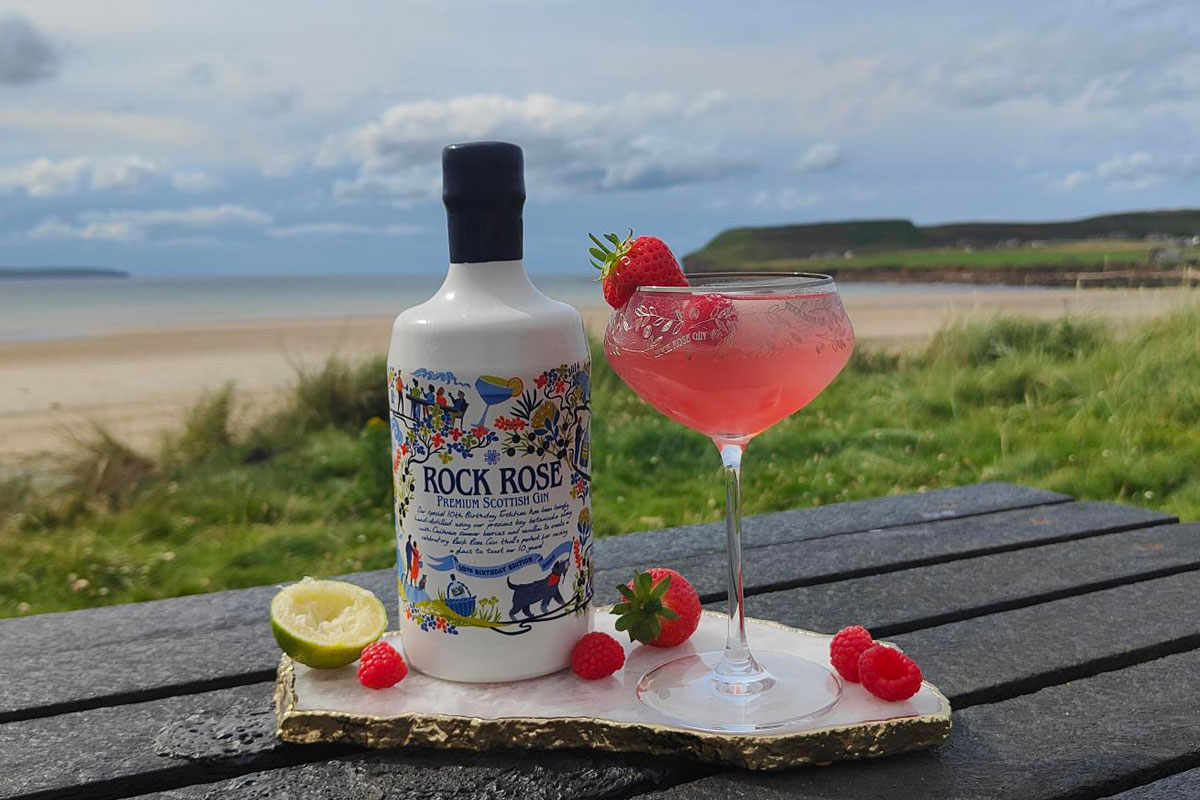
top-left (387, 360), bottom-right (593, 637)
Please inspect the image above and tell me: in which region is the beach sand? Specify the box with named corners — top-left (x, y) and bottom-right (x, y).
top-left (2, 286), bottom-right (1195, 459)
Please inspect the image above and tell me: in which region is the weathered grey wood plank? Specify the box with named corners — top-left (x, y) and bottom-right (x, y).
top-left (0, 680), bottom-right (699, 800)
top-left (1105, 767), bottom-right (1200, 799)
top-left (594, 481), bottom-right (1069, 570)
top-left (7, 554), bottom-right (1200, 798)
top-left (7, 494), bottom-right (1142, 724)
top-left (132, 749), bottom-right (699, 800)
top-left (598, 500), bottom-right (1174, 604)
top-left (0, 568), bottom-right (398, 660)
top-left (639, 648), bottom-right (1200, 800)
top-left (729, 523), bottom-right (1200, 639)
top-left (887, 567), bottom-right (1200, 707)
top-left (0, 483), bottom-right (1063, 659)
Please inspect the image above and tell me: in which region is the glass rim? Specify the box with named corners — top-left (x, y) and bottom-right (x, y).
top-left (635, 271), bottom-right (837, 295)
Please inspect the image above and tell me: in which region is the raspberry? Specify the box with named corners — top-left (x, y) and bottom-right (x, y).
top-left (829, 625), bottom-right (874, 683)
top-left (858, 644), bottom-right (923, 701)
top-left (685, 294), bottom-right (737, 347)
top-left (357, 641), bottom-right (408, 689)
top-left (571, 632), bottom-right (625, 679)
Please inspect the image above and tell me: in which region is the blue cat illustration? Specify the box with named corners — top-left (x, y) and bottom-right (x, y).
top-left (507, 559), bottom-right (568, 618)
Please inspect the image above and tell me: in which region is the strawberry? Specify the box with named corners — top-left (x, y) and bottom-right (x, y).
top-left (612, 568), bottom-right (701, 648)
top-left (588, 232), bottom-right (688, 309)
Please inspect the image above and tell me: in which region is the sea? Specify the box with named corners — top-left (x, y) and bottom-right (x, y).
top-left (0, 273), bottom-right (1042, 344)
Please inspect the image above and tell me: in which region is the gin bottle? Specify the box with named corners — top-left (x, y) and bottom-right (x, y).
top-left (387, 142), bottom-right (593, 681)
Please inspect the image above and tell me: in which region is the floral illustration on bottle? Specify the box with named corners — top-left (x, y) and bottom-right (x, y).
top-left (388, 360), bottom-right (592, 637)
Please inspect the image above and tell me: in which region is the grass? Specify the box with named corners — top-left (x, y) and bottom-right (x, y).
top-left (4, 308), bottom-right (1200, 618)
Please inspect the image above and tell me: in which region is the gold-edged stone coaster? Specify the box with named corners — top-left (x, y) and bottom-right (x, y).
top-left (275, 610), bottom-right (951, 770)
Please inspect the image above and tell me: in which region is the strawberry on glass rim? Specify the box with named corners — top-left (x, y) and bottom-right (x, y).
top-left (588, 231), bottom-right (689, 309)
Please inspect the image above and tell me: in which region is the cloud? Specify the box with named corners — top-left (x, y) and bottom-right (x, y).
top-left (0, 156), bottom-right (234, 197)
top-left (751, 188), bottom-right (822, 210)
top-left (171, 170), bottom-right (225, 194)
top-left (176, 61), bottom-right (216, 88)
top-left (267, 221), bottom-right (423, 238)
top-left (90, 155), bottom-right (162, 192)
top-left (919, 27), bottom-right (1200, 109)
top-left (0, 156), bottom-right (91, 197)
top-left (317, 92), bottom-right (752, 202)
top-left (262, 152), bottom-right (305, 178)
top-left (0, 155), bottom-right (169, 196)
top-left (332, 168), bottom-right (440, 204)
top-left (590, 136), bottom-right (753, 191)
top-left (0, 108), bottom-right (204, 150)
top-left (1048, 170), bottom-right (1091, 192)
top-left (1050, 151), bottom-right (1200, 191)
top-left (29, 204), bottom-right (272, 242)
top-left (795, 142), bottom-right (844, 172)
top-left (1096, 151), bottom-right (1200, 190)
top-left (0, 15), bottom-right (61, 86)
top-left (249, 89), bottom-right (300, 117)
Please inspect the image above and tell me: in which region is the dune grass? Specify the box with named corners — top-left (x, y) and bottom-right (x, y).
top-left (4, 308), bottom-right (1200, 618)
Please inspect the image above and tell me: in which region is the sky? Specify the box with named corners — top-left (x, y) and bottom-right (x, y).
top-left (0, 0), bottom-right (1198, 276)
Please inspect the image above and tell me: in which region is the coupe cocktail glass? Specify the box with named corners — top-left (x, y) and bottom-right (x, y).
top-left (604, 272), bottom-right (855, 732)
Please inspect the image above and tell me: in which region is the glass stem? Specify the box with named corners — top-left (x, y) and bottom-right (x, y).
top-left (712, 441), bottom-right (773, 695)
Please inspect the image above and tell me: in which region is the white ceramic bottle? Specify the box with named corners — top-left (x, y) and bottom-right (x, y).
top-left (387, 142), bottom-right (593, 681)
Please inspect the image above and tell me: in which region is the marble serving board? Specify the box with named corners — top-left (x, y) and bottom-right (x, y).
top-left (275, 610), bottom-right (951, 770)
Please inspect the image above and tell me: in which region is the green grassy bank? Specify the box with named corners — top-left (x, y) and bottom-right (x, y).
top-left (4, 308), bottom-right (1200, 618)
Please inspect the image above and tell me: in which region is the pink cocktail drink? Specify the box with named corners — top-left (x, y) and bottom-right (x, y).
top-left (603, 272), bottom-right (855, 733)
top-left (605, 291), bottom-right (853, 439)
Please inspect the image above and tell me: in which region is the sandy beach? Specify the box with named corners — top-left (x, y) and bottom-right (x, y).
top-left (1, 285), bottom-right (1195, 460)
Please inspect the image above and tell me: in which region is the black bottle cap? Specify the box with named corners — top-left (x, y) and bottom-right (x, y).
top-left (442, 141), bottom-right (525, 263)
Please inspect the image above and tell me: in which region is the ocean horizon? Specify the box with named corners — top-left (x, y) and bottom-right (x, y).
top-left (0, 273), bottom-right (1047, 344)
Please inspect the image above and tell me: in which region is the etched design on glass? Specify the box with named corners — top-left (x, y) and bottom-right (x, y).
top-left (607, 298), bottom-right (736, 358)
top-left (606, 292), bottom-right (849, 359)
top-left (760, 294), bottom-right (852, 356)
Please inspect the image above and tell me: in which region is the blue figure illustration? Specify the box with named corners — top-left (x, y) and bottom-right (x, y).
top-left (423, 385), bottom-right (436, 419)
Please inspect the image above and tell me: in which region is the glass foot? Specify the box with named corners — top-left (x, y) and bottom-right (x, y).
top-left (635, 650), bottom-right (843, 732)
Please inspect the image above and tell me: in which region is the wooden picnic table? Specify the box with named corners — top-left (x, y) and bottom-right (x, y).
top-left (2, 481), bottom-right (1198, 799)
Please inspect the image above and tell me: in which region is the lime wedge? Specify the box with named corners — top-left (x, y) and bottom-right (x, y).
top-left (270, 578), bottom-right (388, 669)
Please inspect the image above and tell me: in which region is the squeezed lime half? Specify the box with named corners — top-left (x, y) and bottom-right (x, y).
top-left (270, 578), bottom-right (387, 669)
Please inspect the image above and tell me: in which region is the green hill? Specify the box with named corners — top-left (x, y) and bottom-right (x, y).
top-left (0, 266), bottom-right (129, 279)
top-left (684, 210), bottom-right (1200, 276)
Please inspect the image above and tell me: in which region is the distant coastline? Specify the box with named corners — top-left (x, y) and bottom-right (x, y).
top-left (0, 267), bottom-right (130, 280)
top-left (684, 209), bottom-right (1200, 286)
